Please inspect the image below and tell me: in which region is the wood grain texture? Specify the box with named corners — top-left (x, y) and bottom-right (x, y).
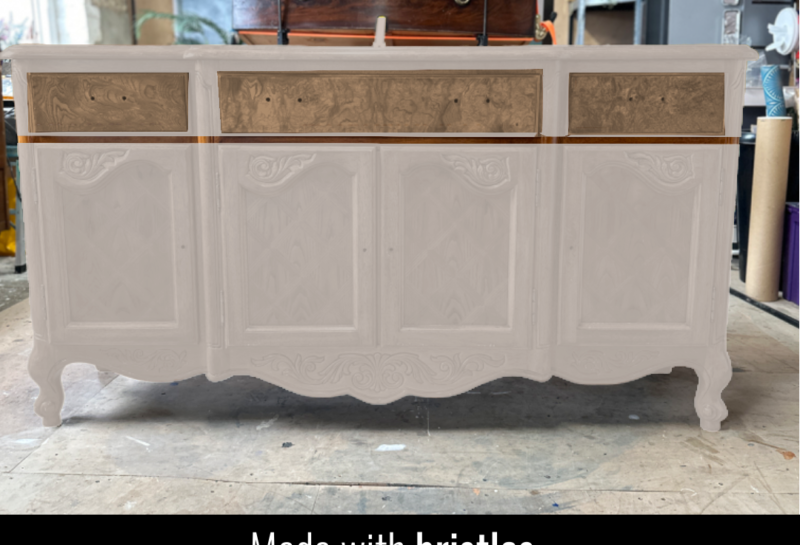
top-left (34, 144), bottom-right (198, 345)
top-left (218, 70), bottom-right (542, 134)
top-left (232, 0), bottom-right (538, 36)
top-left (220, 146), bottom-right (376, 347)
top-left (27, 73), bottom-right (189, 133)
top-left (380, 147), bottom-right (535, 349)
top-left (568, 73), bottom-right (725, 135)
top-left (559, 146), bottom-right (721, 347)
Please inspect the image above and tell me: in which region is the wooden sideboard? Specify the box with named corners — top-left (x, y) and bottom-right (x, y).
top-left (1, 44), bottom-right (756, 431)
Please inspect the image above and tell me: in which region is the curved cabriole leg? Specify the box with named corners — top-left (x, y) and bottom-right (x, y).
top-left (28, 342), bottom-right (67, 427)
top-left (694, 343), bottom-right (732, 432)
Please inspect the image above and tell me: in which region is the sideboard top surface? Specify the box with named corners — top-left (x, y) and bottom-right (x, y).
top-left (0, 44), bottom-right (758, 62)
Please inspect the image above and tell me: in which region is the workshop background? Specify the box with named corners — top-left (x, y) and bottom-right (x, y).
top-left (0, 0), bottom-right (798, 514)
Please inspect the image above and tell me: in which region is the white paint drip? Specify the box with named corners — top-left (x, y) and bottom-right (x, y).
top-left (125, 436), bottom-right (151, 450)
top-left (256, 416), bottom-right (279, 431)
top-left (124, 501), bottom-right (136, 511)
top-left (13, 438), bottom-right (38, 444)
top-left (375, 444), bottom-right (406, 452)
top-left (628, 415), bottom-right (640, 420)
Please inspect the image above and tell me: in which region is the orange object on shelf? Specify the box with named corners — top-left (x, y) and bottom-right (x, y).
top-left (540, 21), bottom-right (556, 45)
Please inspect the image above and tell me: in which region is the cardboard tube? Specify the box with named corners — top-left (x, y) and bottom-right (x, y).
top-left (745, 116), bottom-right (793, 301)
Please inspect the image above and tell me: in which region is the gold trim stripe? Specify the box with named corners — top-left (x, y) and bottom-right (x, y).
top-left (19, 135), bottom-right (739, 145)
top-left (213, 136), bottom-right (548, 144)
top-left (553, 136), bottom-right (739, 145)
top-left (19, 136), bottom-right (199, 144)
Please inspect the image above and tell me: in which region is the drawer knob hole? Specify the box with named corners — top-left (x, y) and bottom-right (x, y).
top-left (122, 96), bottom-right (126, 101)
top-left (661, 97), bottom-right (665, 102)
top-left (454, 98), bottom-right (459, 103)
top-left (297, 98), bottom-right (302, 102)
top-left (628, 97), bottom-right (633, 101)
top-left (266, 97), bottom-right (270, 102)
top-left (90, 96), bottom-right (95, 101)
top-left (486, 98), bottom-right (490, 103)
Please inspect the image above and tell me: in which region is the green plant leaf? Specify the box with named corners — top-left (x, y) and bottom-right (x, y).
top-left (134, 10), bottom-right (230, 45)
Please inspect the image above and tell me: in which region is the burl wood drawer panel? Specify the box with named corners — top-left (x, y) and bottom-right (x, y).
top-left (568, 73), bottom-right (725, 135)
top-left (27, 73), bottom-right (189, 132)
top-left (218, 70), bottom-right (542, 133)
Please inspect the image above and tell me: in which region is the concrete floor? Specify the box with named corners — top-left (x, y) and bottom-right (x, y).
top-left (0, 291), bottom-right (797, 513)
top-left (0, 256), bottom-right (28, 313)
top-left (730, 256), bottom-right (799, 323)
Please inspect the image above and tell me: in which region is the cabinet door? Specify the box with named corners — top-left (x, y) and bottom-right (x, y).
top-left (381, 146), bottom-right (536, 348)
top-left (558, 146), bottom-right (723, 345)
top-left (36, 144), bottom-right (198, 344)
top-left (220, 145), bottom-right (375, 347)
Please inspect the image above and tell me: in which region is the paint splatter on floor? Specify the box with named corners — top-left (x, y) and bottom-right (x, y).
top-left (375, 444), bottom-right (406, 452)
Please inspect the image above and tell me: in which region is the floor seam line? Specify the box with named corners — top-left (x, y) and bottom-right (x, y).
top-left (3, 472), bottom-right (798, 497)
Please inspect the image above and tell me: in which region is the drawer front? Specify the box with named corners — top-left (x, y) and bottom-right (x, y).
top-left (568, 73), bottom-right (725, 135)
top-left (27, 73), bottom-right (189, 132)
top-left (218, 70), bottom-right (542, 133)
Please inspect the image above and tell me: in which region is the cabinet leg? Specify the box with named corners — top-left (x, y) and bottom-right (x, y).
top-left (28, 342), bottom-right (67, 427)
top-left (694, 343), bottom-right (732, 432)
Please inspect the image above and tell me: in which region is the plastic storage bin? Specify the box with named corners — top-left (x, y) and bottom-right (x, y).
top-left (781, 202), bottom-right (799, 304)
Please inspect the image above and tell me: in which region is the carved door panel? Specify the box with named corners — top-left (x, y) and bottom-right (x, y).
top-left (35, 145), bottom-right (198, 344)
top-left (220, 145), bottom-right (375, 347)
top-left (559, 146), bottom-right (723, 345)
top-left (381, 146), bottom-right (536, 348)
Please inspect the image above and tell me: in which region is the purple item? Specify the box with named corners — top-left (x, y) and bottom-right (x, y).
top-left (781, 203), bottom-right (799, 304)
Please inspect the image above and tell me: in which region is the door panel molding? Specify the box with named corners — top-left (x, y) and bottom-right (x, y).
top-left (220, 145), bottom-right (376, 347)
top-left (381, 145), bottom-right (536, 348)
top-left (35, 144), bottom-right (198, 345)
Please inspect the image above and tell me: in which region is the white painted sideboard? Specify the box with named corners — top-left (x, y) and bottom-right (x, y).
top-left (2, 44), bottom-right (756, 431)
